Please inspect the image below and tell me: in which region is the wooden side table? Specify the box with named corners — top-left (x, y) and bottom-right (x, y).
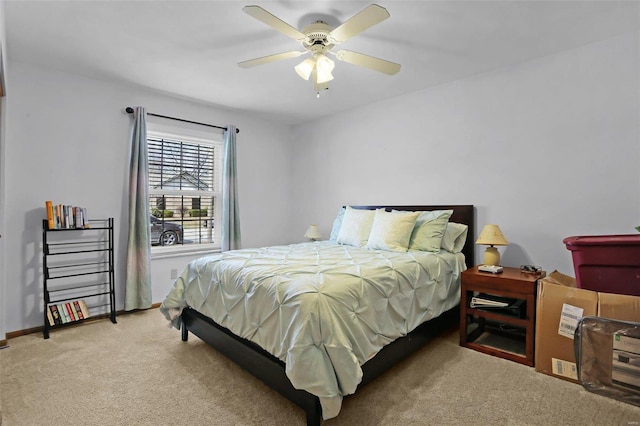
top-left (460, 266), bottom-right (544, 366)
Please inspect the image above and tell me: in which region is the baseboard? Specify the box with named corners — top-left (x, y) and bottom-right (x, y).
top-left (5, 303), bottom-right (161, 341)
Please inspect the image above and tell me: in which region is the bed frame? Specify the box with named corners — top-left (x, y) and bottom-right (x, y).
top-left (180, 205), bottom-right (475, 425)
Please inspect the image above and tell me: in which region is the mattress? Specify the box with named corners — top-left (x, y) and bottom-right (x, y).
top-left (160, 240), bottom-right (465, 419)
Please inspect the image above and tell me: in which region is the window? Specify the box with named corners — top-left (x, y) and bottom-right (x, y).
top-left (147, 129), bottom-right (223, 251)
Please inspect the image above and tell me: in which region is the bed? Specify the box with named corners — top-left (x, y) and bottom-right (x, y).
top-left (160, 204), bottom-right (475, 425)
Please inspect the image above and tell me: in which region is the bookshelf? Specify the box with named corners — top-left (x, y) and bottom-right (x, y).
top-left (42, 218), bottom-right (116, 339)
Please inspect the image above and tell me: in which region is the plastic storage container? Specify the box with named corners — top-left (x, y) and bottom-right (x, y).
top-left (563, 234), bottom-right (640, 296)
top-left (574, 316), bottom-right (640, 407)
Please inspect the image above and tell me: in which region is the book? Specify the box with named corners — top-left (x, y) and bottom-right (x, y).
top-left (45, 201), bottom-right (55, 230)
top-left (55, 204), bottom-right (62, 229)
top-left (65, 205), bottom-right (72, 229)
top-left (78, 300), bottom-right (90, 319)
top-left (55, 304), bottom-right (64, 323)
top-left (49, 305), bottom-right (62, 325)
top-left (58, 303), bottom-right (70, 323)
top-left (70, 301), bottom-right (80, 320)
top-left (46, 305), bottom-right (55, 326)
top-left (66, 302), bottom-right (76, 321)
top-left (73, 300), bottom-right (84, 320)
top-left (52, 206), bottom-right (59, 229)
top-left (74, 208), bottom-right (83, 229)
top-left (64, 303), bottom-right (72, 323)
top-left (83, 208), bottom-right (89, 228)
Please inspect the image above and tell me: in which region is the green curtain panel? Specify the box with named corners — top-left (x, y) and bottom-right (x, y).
top-left (222, 125), bottom-right (241, 251)
top-left (125, 106), bottom-right (152, 310)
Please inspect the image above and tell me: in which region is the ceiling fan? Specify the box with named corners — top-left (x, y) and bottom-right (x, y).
top-left (238, 4), bottom-right (401, 95)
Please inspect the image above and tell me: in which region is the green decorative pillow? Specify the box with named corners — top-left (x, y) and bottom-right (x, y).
top-left (407, 210), bottom-right (453, 252)
top-left (441, 222), bottom-right (468, 253)
top-left (367, 209), bottom-right (420, 252)
top-left (336, 207), bottom-right (377, 247)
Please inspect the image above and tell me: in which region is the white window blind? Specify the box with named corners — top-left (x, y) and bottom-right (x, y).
top-left (147, 131), bottom-right (223, 251)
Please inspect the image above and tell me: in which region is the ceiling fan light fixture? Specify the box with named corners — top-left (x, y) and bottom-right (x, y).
top-left (315, 54), bottom-right (334, 83)
top-left (240, 4), bottom-right (400, 94)
top-left (294, 58), bottom-right (315, 80)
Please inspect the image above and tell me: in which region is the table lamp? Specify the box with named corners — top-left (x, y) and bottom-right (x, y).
top-left (476, 224), bottom-right (509, 266)
top-left (304, 224), bottom-right (322, 241)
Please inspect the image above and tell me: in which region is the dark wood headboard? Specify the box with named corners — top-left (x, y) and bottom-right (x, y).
top-left (350, 205), bottom-right (475, 268)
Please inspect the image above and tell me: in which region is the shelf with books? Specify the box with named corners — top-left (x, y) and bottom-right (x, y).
top-left (42, 217), bottom-right (116, 339)
top-left (46, 300), bottom-right (91, 326)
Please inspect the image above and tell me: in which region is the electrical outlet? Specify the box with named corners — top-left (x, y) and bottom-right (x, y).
top-left (170, 269), bottom-right (178, 279)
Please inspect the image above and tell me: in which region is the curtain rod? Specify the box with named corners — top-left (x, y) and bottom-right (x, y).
top-left (125, 107), bottom-right (239, 134)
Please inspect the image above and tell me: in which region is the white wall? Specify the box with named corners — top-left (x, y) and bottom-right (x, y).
top-left (0, 0), bottom-right (7, 341)
top-left (4, 31), bottom-right (639, 335)
top-left (290, 33), bottom-right (640, 276)
top-left (3, 61), bottom-right (294, 333)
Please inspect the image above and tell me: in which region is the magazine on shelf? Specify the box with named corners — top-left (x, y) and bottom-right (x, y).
top-left (470, 294), bottom-right (526, 318)
top-left (471, 295), bottom-right (511, 308)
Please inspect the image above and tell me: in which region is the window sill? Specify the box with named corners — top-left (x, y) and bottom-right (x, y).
top-left (151, 244), bottom-right (220, 260)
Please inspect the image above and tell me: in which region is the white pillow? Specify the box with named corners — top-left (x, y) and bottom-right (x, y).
top-left (407, 210), bottom-right (453, 252)
top-left (367, 209), bottom-right (420, 252)
top-left (336, 207), bottom-right (377, 247)
top-left (441, 222), bottom-right (468, 253)
top-left (329, 207), bottom-right (346, 241)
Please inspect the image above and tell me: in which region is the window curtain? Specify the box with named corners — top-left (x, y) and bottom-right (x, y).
top-left (125, 106), bottom-right (152, 310)
top-left (221, 125), bottom-right (241, 251)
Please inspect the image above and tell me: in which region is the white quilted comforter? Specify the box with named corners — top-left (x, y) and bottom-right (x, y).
top-left (159, 241), bottom-right (465, 419)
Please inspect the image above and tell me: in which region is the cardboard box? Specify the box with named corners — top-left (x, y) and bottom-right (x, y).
top-left (535, 270), bottom-right (640, 383)
top-left (599, 292), bottom-right (640, 322)
top-left (540, 269), bottom-right (578, 288)
top-left (535, 271), bottom-right (598, 383)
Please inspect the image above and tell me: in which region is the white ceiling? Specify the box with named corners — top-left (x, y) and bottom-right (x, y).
top-left (5, 1), bottom-right (639, 125)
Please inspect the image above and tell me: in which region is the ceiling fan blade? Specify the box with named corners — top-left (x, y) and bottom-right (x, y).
top-left (238, 51), bottom-right (306, 68)
top-left (243, 5), bottom-right (308, 42)
top-left (335, 50), bottom-right (401, 75)
top-left (328, 4), bottom-right (390, 44)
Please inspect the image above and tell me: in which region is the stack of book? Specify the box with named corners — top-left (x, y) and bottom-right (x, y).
top-left (45, 200), bottom-right (89, 230)
top-left (47, 300), bottom-right (91, 326)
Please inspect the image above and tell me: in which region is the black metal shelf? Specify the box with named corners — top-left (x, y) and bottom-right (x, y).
top-left (49, 290), bottom-right (113, 305)
top-left (47, 260), bottom-right (109, 270)
top-left (44, 219), bottom-right (111, 232)
top-left (42, 218), bottom-right (116, 339)
top-left (45, 248), bottom-right (110, 256)
top-left (46, 269), bottom-right (110, 280)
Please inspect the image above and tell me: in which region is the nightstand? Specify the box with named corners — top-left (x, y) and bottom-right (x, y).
top-left (460, 266), bottom-right (545, 366)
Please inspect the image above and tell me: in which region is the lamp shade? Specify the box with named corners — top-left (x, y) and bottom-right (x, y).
top-left (476, 224), bottom-right (509, 246)
top-left (295, 58), bottom-right (315, 80)
top-left (476, 224), bottom-right (508, 266)
top-left (304, 224), bottom-right (322, 241)
top-left (295, 53), bottom-right (334, 85)
top-left (314, 54), bottom-right (335, 83)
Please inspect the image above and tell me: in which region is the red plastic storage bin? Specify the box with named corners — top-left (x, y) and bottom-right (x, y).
top-left (563, 234), bottom-right (640, 296)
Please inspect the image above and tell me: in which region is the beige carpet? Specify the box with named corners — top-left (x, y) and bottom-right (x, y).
top-left (1, 309), bottom-right (639, 425)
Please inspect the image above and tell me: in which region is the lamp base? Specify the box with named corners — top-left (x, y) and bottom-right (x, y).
top-left (483, 246), bottom-right (501, 266)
